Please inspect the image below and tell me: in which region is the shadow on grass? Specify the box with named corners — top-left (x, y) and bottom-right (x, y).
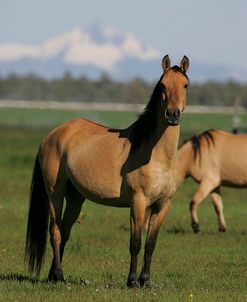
top-left (166, 226), bottom-right (186, 234)
top-left (0, 272), bottom-right (92, 286)
top-left (0, 273), bottom-right (38, 283)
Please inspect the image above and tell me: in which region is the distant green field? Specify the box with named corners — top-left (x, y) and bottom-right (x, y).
top-left (0, 107), bottom-right (247, 301)
top-left (1, 106), bottom-right (247, 136)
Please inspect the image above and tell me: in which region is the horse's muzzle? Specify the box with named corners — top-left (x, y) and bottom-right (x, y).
top-left (165, 108), bottom-right (180, 125)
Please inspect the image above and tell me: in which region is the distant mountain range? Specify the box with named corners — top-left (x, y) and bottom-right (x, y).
top-left (1, 24), bottom-right (247, 83)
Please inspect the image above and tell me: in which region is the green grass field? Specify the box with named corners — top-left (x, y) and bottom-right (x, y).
top-left (0, 107), bottom-right (247, 301)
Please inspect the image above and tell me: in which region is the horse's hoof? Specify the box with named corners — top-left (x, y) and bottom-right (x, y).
top-left (47, 269), bottom-right (65, 283)
top-left (127, 279), bottom-right (140, 288)
top-left (192, 222), bottom-right (200, 233)
top-left (47, 276), bottom-right (65, 283)
top-left (139, 273), bottom-right (150, 288)
top-left (219, 227), bottom-right (226, 232)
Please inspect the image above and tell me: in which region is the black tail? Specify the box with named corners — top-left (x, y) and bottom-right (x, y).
top-left (25, 155), bottom-right (49, 276)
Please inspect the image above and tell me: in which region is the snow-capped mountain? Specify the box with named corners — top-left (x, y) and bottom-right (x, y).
top-left (1, 24), bottom-right (247, 82)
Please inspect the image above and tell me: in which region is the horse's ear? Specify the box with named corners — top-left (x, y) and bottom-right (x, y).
top-left (180, 55), bottom-right (189, 72)
top-left (162, 55), bottom-right (171, 72)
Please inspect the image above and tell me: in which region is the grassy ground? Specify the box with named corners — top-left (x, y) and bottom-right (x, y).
top-left (0, 108), bottom-right (247, 301)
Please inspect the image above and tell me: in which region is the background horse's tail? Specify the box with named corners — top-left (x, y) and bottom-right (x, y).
top-left (25, 154), bottom-right (49, 276)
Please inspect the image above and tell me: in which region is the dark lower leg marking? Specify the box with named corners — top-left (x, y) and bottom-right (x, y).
top-left (127, 233), bottom-right (141, 288)
top-left (192, 222), bottom-right (200, 233)
top-left (139, 232), bottom-right (158, 287)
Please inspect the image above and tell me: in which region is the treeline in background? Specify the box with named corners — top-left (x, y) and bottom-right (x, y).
top-left (1, 72), bottom-right (247, 106)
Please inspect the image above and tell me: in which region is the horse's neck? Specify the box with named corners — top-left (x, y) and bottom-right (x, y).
top-left (154, 123), bottom-right (180, 164)
top-left (163, 125), bottom-right (180, 159)
top-left (176, 143), bottom-right (193, 184)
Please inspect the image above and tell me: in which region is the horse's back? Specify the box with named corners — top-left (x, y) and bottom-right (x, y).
top-left (40, 118), bottom-right (113, 156)
top-left (214, 130), bottom-right (247, 157)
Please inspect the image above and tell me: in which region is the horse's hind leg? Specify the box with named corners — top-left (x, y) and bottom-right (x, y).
top-left (48, 181), bottom-right (84, 281)
top-left (211, 187), bottom-right (226, 232)
top-left (60, 181), bottom-right (85, 261)
top-left (48, 187), bottom-right (66, 282)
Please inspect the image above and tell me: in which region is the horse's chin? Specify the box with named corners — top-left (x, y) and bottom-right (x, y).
top-left (166, 119), bottom-right (180, 126)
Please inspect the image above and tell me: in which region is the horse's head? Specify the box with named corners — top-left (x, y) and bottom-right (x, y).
top-left (160, 55), bottom-right (189, 125)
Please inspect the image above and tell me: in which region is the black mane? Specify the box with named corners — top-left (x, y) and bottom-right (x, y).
top-left (185, 130), bottom-right (215, 161)
top-left (127, 76), bottom-right (164, 151)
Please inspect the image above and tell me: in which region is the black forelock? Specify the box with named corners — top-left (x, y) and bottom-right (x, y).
top-left (170, 65), bottom-right (189, 81)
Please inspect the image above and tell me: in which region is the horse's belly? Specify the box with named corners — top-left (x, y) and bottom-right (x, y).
top-left (90, 196), bottom-right (131, 207)
top-left (68, 166), bottom-right (131, 207)
top-left (221, 177), bottom-right (247, 187)
top-left (221, 165), bottom-right (247, 187)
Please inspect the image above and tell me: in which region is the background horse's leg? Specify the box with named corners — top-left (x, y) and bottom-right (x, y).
top-left (210, 187), bottom-right (226, 232)
top-left (60, 181), bottom-right (85, 261)
top-left (127, 195), bottom-right (146, 288)
top-left (190, 180), bottom-right (216, 233)
top-left (139, 199), bottom-right (171, 287)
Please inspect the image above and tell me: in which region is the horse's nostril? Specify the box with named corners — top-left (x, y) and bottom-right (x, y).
top-left (165, 109), bottom-right (171, 117)
top-left (175, 109), bottom-right (180, 118)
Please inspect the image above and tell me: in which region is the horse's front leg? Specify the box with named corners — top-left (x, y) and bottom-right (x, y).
top-left (127, 196), bottom-right (146, 288)
top-left (139, 199), bottom-right (171, 287)
top-left (190, 180), bottom-right (215, 233)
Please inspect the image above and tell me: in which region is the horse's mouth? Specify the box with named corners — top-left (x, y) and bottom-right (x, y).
top-left (167, 118), bottom-right (180, 126)
top-left (164, 108), bottom-right (181, 126)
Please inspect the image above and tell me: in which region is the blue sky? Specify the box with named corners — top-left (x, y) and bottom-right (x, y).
top-left (0, 0), bottom-right (247, 70)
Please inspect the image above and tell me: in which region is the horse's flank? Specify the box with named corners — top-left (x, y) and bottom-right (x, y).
top-left (41, 118), bottom-right (131, 207)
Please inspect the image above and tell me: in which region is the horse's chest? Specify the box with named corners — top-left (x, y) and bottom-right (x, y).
top-left (150, 175), bottom-right (176, 201)
top-left (132, 165), bottom-right (177, 202)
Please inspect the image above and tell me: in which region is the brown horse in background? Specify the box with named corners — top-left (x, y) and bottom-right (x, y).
top-left (177, 129), bottom-right (247, 233)
top-left (25, 55), bottom-right (189, 287)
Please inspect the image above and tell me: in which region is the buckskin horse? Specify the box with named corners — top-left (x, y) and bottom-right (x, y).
top-left (25, 55), bottom-right (189, 287)
top-left (177, 129), bottom-right (247, 233)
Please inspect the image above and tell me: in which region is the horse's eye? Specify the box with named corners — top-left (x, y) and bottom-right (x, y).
top-left (184, 84), bottom-right (188, 89)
